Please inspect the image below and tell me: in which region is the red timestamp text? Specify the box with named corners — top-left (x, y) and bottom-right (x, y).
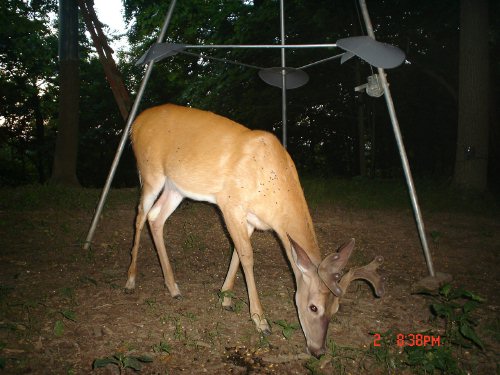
top-left (373, 333), bottom-right (442, 347)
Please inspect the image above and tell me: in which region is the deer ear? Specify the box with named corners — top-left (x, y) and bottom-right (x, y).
top-left (318, 239), bottom-right (356, 297)
top-left (288, 235), bottom-right (316, 274)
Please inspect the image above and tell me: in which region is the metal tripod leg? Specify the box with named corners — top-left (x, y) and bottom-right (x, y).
top-left (83, 0), bottom-right (178, 250)
top-left (359, 0), bottom-right (441, 280)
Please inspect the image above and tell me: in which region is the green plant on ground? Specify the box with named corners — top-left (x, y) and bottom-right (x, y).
top-left (430, 283), bottom-right (485, 349)
top-left (59, 287), bottom-right (75, 302)
top-left (368, 329), bottom-right (401, 371)
top-left (363, 284), bottom-right (486, 375)
top-left (180, 311), bottom-right (197, 321)
top-left (430, 230), bottom-right (442, 244)
top-left (152, 341), bottom-right (171, 354)
top-left (304, 357), bottom-right (325, 375)
top-left (181, 224), bottom-right (206, 252)
top-left (206, 322), bottom-right (221, 344)
top-left (144, 297), bottom-right (157, 311)
top-left (93, 353), bottom-right (153, 373)
top-left (404, 345), bottom-right (464, 375)
top-left (274, 319), bottom-right (300, 340)
top-left (257, 333), bottom-right (270, 349)
top-left (60, 309), bottom-right (76, 322)
top-left (368, 329), bottom-right (466, 375)
top-left (304, 339), bottom-right (359, 375)
top-left (166, 315), bottom-right (186, 341)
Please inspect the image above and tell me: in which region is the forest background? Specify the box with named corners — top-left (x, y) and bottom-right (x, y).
top-left (1, 0), bottom-right (498, 194)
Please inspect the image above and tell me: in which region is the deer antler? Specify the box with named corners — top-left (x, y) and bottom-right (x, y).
top-left (338, 255), bottom-right (385, 298)
top-left (318, 240), bottom-right (385, 299)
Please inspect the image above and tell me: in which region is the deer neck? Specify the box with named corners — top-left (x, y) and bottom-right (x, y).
top-left (281, 201), bottom-right (321, 268)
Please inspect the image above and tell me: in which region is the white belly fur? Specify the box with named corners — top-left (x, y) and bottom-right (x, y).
top-left (246, 212), bottom-right (271, 231)
top-left (166, 178), bottom-right (270, 232)
top-left (167, 177), bottom-right (217, 204)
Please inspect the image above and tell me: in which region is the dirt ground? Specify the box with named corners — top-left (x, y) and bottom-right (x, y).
top-left (0, 192), bottom-right (498, 374)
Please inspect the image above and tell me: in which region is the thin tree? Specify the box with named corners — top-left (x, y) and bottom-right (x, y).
top-left (78, 0), bottom-right (131, 121)
top-left (51, 0), bottom-right (80, 186)
top-left (454, 0), bottom-right (490, 190)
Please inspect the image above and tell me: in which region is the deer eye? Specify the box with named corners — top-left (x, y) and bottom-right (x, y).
top-left (309, 304), bottom-right (318, 313)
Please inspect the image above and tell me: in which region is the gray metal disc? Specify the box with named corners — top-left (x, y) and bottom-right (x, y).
top-left (258, 67), bottom-right (309, 89)
top-left (336, 36), bottom-right (405, 69)
top-left (136, 43), bottom-right (186, 66)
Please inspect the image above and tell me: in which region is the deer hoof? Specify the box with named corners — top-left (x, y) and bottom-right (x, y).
top-left (221, 295), bottom-right (233, 310)
top-left (260, 326), bottom-right (272, 336)
top-left (167, 283), bottom-right (181, 298)
top-left (124, 277), bottom-right (136, 290)
top-left (252, 315), bottom-right (271, 335)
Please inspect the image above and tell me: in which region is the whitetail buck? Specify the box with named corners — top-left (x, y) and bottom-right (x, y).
top-left (125, 103), bottom-right (385, 357)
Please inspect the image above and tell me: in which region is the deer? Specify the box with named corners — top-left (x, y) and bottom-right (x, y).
top-left (125, 103), bottom-right (385, 357)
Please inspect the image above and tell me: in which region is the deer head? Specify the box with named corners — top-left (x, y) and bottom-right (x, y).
top-left (289, 236), bottom-right (385, 357)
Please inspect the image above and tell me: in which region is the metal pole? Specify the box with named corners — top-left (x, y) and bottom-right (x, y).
top-left (280, 0), bottom-right (287, 148)
top-left (358, 0), bottom-right (435, 277)
top-left (183, 43), bottom-right (338, 49)
top-left (83, 0), bottom-right (178, 250)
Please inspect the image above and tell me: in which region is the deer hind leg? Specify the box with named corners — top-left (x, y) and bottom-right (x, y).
top-left (221, 224), bottom-right (255, 310)
top-left (220, 208), bottom-right (270, 335)
top-left (126, 180), bottom-right (164, 290)
top-left (147, 187), bottom-right (184, 298)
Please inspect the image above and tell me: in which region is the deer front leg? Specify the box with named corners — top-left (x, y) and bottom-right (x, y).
top-left (221, 250), bottom-right (240, 309)
top-left (220, 224), bottom-right (255, 310)
top-left (221, 207), bottom-right (271, 335)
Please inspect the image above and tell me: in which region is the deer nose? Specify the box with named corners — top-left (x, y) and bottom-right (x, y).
top-left (308, 345), bottom-right (326, 358)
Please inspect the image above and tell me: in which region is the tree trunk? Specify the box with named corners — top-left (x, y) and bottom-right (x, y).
top-left (51, 0), bottom-right (80, 186)
top-left (454, 0), bottom-right (490, 190)
top-left (32, 92), bottom-right (46, 183)
top-left (78, 0), bottom-right (131, 121)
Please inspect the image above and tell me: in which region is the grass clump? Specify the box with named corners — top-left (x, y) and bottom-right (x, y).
top-left (0, 185), bottom-right (138, 211)
top-left (302, 176), bottom-right (500, 215)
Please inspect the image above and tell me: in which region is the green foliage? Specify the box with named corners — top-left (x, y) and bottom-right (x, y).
top-left (274, 319), bottom-right (300, 340)
top-left (2, 0), bottom-right (500, 188)
top-left (0, 185), bottom-right (138, 210)
top-left (301, 177), bottom-right (500, 215)
top-left (363, 284), bottom-right (486, 375)
top-left (152, 341), bottom-right (171, 354)
top-left (144, 298), bottom-right (157, 309)
top-left (92, 353), bottom-right (153, 372)
top-left (304, 357), bottom-right (325, 375)
top-left (431, 284), bottom-right (485, 350)
top-left (181, 225), bottom-right (207, 252)
top-left (53, 320), bottom-right (64, 336)
top-left (404, 346), bottom-right (464, 375)
top-left (217, 290), bottom-right (235, 302)
top-left (304, 339), bottom-right (362, 375)
top-left (0, 0), bottom-right (58, 185)
top-left (60, 310), bottom-right (76, 322)
top-left (368, 329), bottom-right (464, 375)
